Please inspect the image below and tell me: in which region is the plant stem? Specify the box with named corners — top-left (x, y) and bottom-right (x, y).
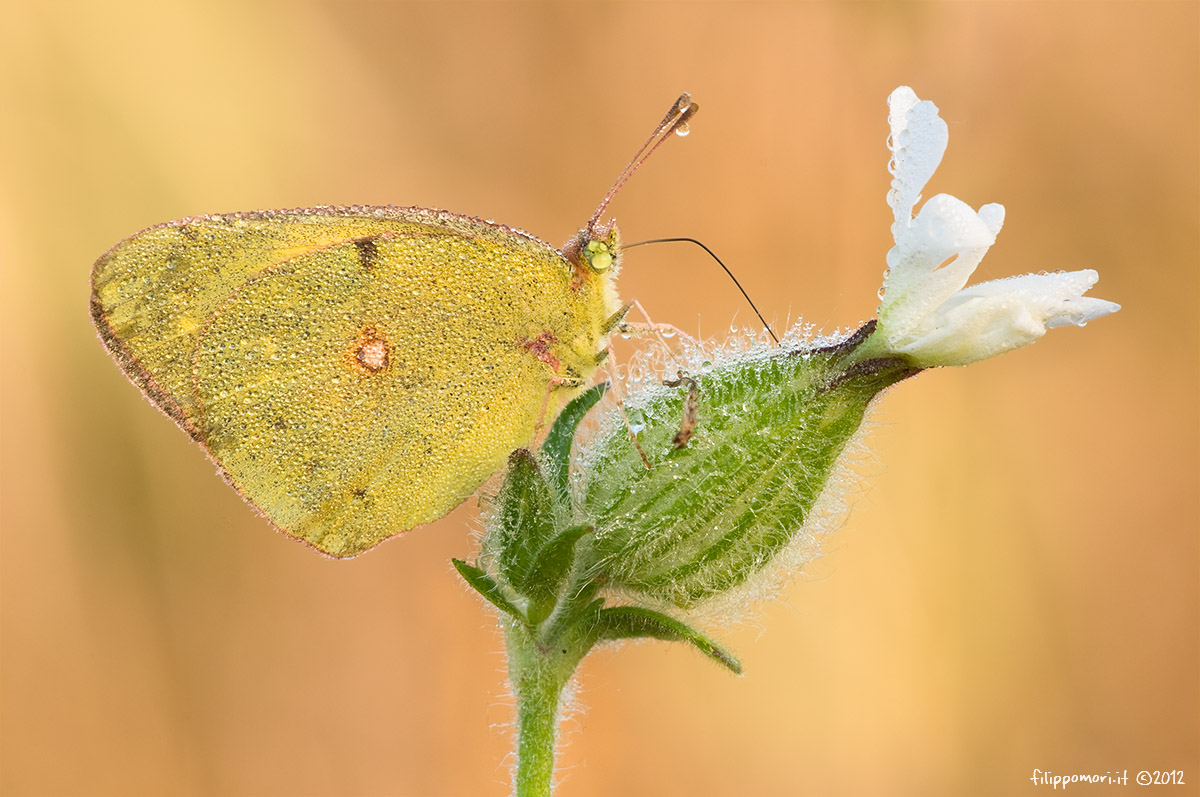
top-left (505, 617), bottom-right (592, 797)
top-left (513, 663), bottom-right (562, 796)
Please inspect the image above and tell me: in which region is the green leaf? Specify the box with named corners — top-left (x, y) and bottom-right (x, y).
top-left (523, 524), bottom-right (593, 626)
top-left (495, 450), bottom-right (559, 596)
top-left (452, 558), bottom-right (524, 622)
top-left (541, 382), bottom-right (609, 504)
top-left (595, 605), bottom-right (742, 674)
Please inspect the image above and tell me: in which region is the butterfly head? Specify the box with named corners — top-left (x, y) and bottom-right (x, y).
top-left (566, 222), bottom-right (622, 278)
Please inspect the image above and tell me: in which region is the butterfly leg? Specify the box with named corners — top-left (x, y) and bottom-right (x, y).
top-left (532, 379), bottom-right (559, 439)
top-left (617, 298), bottom-right (697, 348)
top-left (600, 346), bottom-right (652, 470)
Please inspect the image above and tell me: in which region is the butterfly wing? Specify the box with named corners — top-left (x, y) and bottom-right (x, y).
top-left (91, 209), bottom-right (420, 435)
top-left (91, 207), bottom-right (618, 556)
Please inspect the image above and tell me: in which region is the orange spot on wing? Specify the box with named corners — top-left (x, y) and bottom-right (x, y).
top-left (348, 326), bottom-right (391, 375)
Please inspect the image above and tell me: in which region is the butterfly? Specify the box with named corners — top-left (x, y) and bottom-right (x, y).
top-left (90, 94), bottom-right (697, 558)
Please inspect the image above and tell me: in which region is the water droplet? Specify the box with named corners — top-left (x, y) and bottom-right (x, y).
top-left (674, 123), bottom-right (690, 137)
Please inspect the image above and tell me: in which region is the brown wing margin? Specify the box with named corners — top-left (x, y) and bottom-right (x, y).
top-left (89, 288), bottom-right (204, 441)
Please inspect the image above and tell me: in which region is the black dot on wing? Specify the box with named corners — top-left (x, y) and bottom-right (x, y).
top-left (354, 237), bottom-right (380, 272)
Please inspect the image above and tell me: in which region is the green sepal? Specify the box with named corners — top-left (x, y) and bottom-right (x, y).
top-left (594, 605), bottom-right (743, 674)
top-left (524, 524), bottom-right (594, 626)
top-left (540, 381), bottom-right (609, 504)
top-left (494, 449), bottom-right (560, 597)
top-left (452, 558), bottom-right (524, 622)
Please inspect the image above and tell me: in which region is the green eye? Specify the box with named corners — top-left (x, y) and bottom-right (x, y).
top-left (583, 232), bottom-right (619, 273)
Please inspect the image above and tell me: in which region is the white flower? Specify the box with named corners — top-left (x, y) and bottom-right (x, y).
top-left (873, 87), bottom-right (1120, 367)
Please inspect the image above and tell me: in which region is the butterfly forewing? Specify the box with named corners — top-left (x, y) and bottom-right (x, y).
top-left (91, 210), bottom-right (427, 432)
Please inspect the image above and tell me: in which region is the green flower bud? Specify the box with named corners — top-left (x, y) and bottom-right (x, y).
top-left (577, 324), bottom-right (917, 611)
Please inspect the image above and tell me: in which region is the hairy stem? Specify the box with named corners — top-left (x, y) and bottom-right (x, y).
top-left (506, 618), bottom-right (592, 797)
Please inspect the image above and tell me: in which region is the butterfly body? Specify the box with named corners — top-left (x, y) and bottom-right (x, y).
top-left (91, 206), bottom-right (620, 557)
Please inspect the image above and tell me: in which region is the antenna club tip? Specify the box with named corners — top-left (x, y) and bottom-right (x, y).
top-left (673, 92), bottom-right (699, 115)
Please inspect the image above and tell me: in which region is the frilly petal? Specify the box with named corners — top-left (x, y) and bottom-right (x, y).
top-left (977, 203), bottom-right (1005, 236)
top-left (887, 87), bottom-right (948, 238)
top-left (954, 270), bottom-right (1121, 329)
top-left (880, 194), bottom-right (1002, 342)
top-left (893, 270), bottom-right (1121, 366)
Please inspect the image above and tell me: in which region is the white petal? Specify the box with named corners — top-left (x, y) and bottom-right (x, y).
top-left (879, 194), bottom-right (1001, 341)
top-left (894, 270), bottom-right (1121, 366)
top-left (1045, 297), bottom-right (1122, 328)
top-left (978, 203), bottom-right (1005, 236)
top-left (955, 268), bottom-right (1095, 300)
top-left (887, 87), bottom-right (920, 133)
top-left (887, 87), bottom-right (948, 238)
top-left (892, 294), bottom-right (1044, 365)
top-left (955, 270), bottom-right (1121, 328)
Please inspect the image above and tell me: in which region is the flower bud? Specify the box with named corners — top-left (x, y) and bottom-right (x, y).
top-left (577, 329), bottom-right (916, 610)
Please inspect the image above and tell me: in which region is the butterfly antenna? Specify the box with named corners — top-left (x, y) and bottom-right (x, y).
top-left (585, 93), bottom-right (699, 237)
top-left (624, 237), bottom-right (780, 344)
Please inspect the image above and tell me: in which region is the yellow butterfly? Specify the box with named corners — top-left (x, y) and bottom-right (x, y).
top-left (91, 95), bottom-right (697, 558)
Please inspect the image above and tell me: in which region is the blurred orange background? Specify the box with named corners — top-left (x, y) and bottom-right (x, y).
top-left (2, 2), bottom-right (1196, 796)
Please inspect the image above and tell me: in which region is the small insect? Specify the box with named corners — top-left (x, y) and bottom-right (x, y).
top-left (664, 372), bottom-right (700, 449)
top-left (91, 95), bottom-right (698, 558)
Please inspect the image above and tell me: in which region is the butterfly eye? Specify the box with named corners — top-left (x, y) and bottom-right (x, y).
top-left (583, 240), bottom-right (614, 272)
top-left (581, 227), bottom-right (621, 273)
